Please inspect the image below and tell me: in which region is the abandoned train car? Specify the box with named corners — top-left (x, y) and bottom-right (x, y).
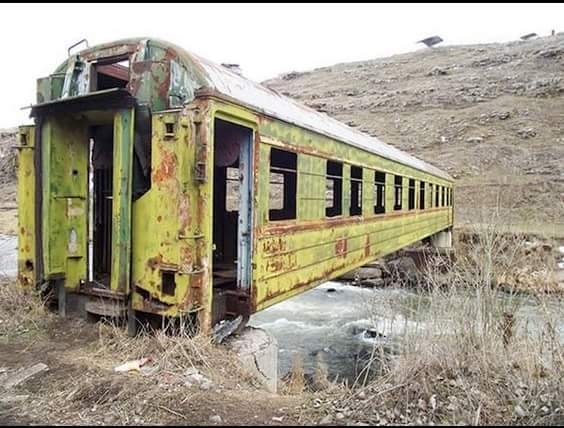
top-left (16, 37), bottom-right (454, 334)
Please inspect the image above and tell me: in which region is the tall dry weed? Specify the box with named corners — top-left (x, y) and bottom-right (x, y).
top-left (343, 206), bottom-right (564, 425)
top-left (0, 280), bottom-right (51, 339)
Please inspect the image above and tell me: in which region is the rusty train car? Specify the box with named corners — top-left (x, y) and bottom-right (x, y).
top-left (16, 37), bottom-right (454, 334)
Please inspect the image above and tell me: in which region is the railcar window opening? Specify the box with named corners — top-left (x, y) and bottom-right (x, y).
top-left (326, 161), bottom-right (343, 217)
top-left (92, 57), bottom-right (130, 92)
top-left (441, 186), bottom-right (445, 207)
top-left (374, 171), bottom-right (386, 214)
top-left (394, 175), bottom-right (403, 211)
top-left (428, 183), bottom-right (434, 208)
top-left (269, 148), bottom-right (297, 221)
top-left (419, 180), bottom-right (425, 210)
top-left (435, 184), bottom-right (440, 207)
top-left (350, 166), bottom-right (363, 216)
top-left (408, 179), bottom-right (416, 210)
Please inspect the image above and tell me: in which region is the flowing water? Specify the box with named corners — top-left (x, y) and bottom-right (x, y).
top-left (2, 233), bottom-right (563, 383)
top-left (249, 281), bottom-right (419, 382)
top-left (250, 280), bottom-right (564, 382)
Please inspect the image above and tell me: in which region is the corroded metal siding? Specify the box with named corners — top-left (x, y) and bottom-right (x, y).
top-left (130, 104), bottom-right (213, 329)
top-left (51, 38), bottom-right (450, 181)
top-left (16, 126), bottom-right (36, 289)
top-left (254, 211), bottom-right (451, 310)
top-left (199, 96), bottom-right (453, 316)
top-left (40, 116), bottom-right (88, 289)
top-left (21, 37), bottom-right (454, 331)
top-left (252, 116), bottom-right (453, 311)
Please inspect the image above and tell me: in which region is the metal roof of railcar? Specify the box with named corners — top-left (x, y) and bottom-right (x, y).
top-left (77, 38), bottom-right (453, 181)
top-left (189, 53), bottom-right (452, 181)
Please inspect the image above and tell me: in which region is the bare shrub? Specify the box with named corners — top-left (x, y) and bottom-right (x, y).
top-left (282, 353), bottom-right (306, 395)
top-left (81, 319), bottom-right (260, 390)
top-left (339, 207), bottom-right (564, 425)
top-left (0, 280), bottom-right (51, 340)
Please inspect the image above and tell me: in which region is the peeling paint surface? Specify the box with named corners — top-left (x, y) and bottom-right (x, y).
top-left (18, 37), bottom-right (455, 333)
top-left (47, 38), bottom-right (450, 180)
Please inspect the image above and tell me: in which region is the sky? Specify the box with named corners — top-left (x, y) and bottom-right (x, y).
top-left (1, 2), bottom-right (562, 128)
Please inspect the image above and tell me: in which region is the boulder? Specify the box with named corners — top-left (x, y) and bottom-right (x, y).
top-left (386, 256), bottom-right (420, 284)
top-left (338, 266), bottom-right (383, 281)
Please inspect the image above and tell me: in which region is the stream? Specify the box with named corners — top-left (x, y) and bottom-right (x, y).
top-left (2, 233), bottom-right (563, 383)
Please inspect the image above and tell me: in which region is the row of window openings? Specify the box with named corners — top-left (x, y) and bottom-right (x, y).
top-left (325, 163), bottom-right (452, 219)
top-left (227, 147), bottom-right (452, 221)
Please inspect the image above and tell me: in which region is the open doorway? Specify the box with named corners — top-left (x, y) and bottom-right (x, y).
top-left (89, 124), bottom-right (114, 288)
top-left (212, 118), bottom-right (253, 323)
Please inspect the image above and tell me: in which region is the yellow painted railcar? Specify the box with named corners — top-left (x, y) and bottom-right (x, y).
top-left (16, 38), bottom-right (454, 334)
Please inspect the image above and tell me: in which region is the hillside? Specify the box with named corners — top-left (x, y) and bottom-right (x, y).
top-left (0, 129), bottom-right (16, 235)
top-left (1, 35), bottom-right (563, 236)
top-left (264, 35), bottom-right (564, 233)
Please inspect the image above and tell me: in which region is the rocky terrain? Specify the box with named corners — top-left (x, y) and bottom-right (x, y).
top-left (0, 129), bottom-right (16, 235)
top-left (264, 34), bottom-right (564, 235)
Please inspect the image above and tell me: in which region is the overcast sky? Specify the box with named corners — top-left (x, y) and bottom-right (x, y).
top-left (1, 3), bottom-right (562, 128)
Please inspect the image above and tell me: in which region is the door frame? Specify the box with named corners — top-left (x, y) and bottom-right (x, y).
top-left (212, 114), bottom-right (255, 292)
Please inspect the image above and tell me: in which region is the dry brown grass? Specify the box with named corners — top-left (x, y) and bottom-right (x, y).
top-left (0, 285), bottom-right (302, 425)
top-left (80, 320), bottom-right (262, 390)
top-left (0, 279), bottom-right (52, 341)
top-left (282, 354), bottom-right (306, 395)
top-left (0, 280), bottom-right (261, 392)
top-left (333, 208), bottom-right (564, 425)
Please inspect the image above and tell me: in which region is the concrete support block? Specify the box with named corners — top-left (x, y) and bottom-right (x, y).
top-left (225, 327), bottom-right (278, 393)
top-left (431, 228), bottom-right (453, 249)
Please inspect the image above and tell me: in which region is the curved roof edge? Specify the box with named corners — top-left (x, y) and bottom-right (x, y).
top-left (78, 37), bottom-right (453, 181)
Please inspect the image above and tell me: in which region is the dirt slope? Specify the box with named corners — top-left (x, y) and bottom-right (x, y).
top-left (264, 35), bottom-right (564, 232)
top-left (0, 129), bottom-right (16, 235)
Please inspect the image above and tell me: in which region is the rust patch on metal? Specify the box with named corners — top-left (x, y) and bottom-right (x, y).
top-left (180, 246), bottom-right (193, 269)
top-left (260, 207), bottom-right (451, 236)
top-left (164, 47), bottom-right (178, 62)
top-left (263, 274), bottom-right (321, 303)
top-left (80, 43), bottom-right (137, 62)
top-left (250, 279), bottom-right (258, 312)
top-left (260, 260), bottom-right (349, 308)
top-left (147, 255), bottom-right (163, 270)
top-left (266, 258), bottom-right (284, 273)
top-left (262, 237), bottom-right (286, 255)
top-left (152, 149), bottom-right (177, 183)
top-left (335, 238), bottom-right (347, 258)
top-left (178, 191), bottom-right (190, 233)
top-left (131, 60), bottom-right (157, 74)
top-left (364, 235), bottom-right (370, 258)
top-left (17, 273), bottom-right (32, 288)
